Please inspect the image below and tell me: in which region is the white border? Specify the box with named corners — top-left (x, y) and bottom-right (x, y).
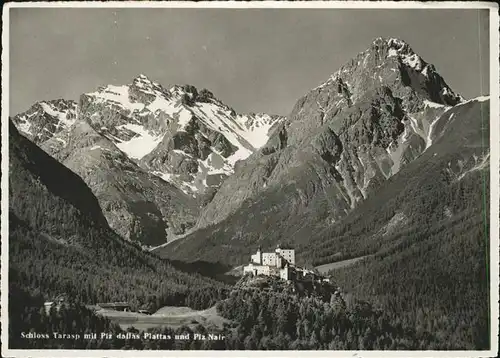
top-left (1, 2), bottom-right (499, 358)
top-left (1, 1), bottom-right (497, 8)
top-left (488, 3), bottom-right (500, 357)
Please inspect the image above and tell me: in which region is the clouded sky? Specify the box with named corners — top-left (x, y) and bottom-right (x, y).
top-left (9, 7), bottom-right (490, 116)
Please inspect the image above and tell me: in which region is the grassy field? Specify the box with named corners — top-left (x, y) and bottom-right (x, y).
top-left (95, 305), bottom-right (229, 331)
top-left (315, 255), bottom-right (371, 274)
top-left (224, 265), bottom-right (244, 277)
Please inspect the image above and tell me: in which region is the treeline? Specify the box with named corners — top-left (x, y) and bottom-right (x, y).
top-left (10, 280), bottom-right (439, 350)
top-left (9, 212), bottom-right (228, 313)
top-left (298, 152), bottom-right (490, 349)
top-left (301, 152), bottom-right (489, 267)
top-left (8, 285), bottom-right (226, 350)
top-left (331, 208), bottom-right (489, 350)
top-left (214, 287), bottom-right (439, 350)
top-left (9, 284), bottom-right (121, 349)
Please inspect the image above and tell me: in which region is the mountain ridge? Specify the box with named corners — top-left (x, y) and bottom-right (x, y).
top-left (194, 37), bottom-right (464, 229)
top-left (9, 119), bottom-right (228, 314)
top-left (12, 76), bottom-right (284, 245)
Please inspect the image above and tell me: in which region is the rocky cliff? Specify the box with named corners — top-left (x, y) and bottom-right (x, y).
top-left (197, 37), bottom-right (462, 228)
top-left (12, 75), bottom-right (283, 245)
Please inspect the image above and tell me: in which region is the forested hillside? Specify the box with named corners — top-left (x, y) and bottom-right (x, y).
top-left (9, 275), bottom-right (445, 350)
top-left (158, 99), bottom-right (490, 350)
top-left (9, 120), bottom-right (227, 316)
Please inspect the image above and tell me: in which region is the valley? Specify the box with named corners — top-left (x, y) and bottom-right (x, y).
top-left (315, 255), bottom-right (371, 274)
top-left (8, 35), bottom-right (491, 351)
top-left (94, 305), bottom-right (229, 331)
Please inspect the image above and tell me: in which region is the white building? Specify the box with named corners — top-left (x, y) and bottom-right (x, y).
top-left (276, 246), bottom-right (295, 265)
top-left (245, 245), bottom-right (296, 280)
top-left (44, 302), bottom-right (56, 315)
top-left (250, 245), bottom-right (295, 267)
top-left (243, 263), bottom-right (271, 276)
top-left (280, 264), bottom-right (292, 281)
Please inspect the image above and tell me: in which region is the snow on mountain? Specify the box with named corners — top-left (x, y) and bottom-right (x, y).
top-left (313, 37), bottom-right (462, 109)
top-left (12, 75), bottom-right (284, 202)
top-left (75, 75), bottom-right (285, 197)
top-left (114, 123), bottom-right (164, 160)
top-left (195, 37), bottom-right (469, 228)
top-left (458, 95), bottom-right (490, 105)
top-left (11, 99), bottom-right (78, 144)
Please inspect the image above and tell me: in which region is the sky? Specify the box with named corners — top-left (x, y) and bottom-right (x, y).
top-left (9, 7), bottom-right (490, 116)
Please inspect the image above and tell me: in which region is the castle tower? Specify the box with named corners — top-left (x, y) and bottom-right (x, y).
top-left (251, 245), bottom-right (262, 265)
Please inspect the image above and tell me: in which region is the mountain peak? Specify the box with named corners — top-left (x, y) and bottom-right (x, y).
top-left (135, 73), bottom-right (151, 80)
top-left (11, 99), bottom-right (77, 144)
top-left (372, 37), bottom-right (412, 53)
top-left (132, 73), bottom-right (159, 86)
top-left (130, 74), bottom-right (167, 95)
top-left (366, 37), bottom-right (425, 71)
top-left (311, 37), bottom-right (461, 107)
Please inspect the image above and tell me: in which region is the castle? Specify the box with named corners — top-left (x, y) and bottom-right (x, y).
top-left (243, 245), bottom-right (333, 283)
top-left (243, 245), bottom-right (296, 280)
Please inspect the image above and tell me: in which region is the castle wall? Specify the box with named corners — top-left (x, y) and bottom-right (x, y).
top-left (280, 249), bottom-right (295, 264)
top-left (246, 247), bottom-right (297, 280)
top-left (244, 263), bottom-right (270, 276)
top-left (251, 252), bottom-right (261, 264)
top-left (262, 253), bottom-right (277, 266)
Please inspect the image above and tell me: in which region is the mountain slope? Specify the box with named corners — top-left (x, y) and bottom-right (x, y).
top-left (41, 120), bottom-right (198, 245)
top-left (156, 98), bottom-right (490, 350)
top-left (9, 121), bottom-right (226, 312)
top-left (157, 38), bottom-right (486, 268)
top-left (78, 75), bottom-right (284, 197)
top-left (12, 75), bottom-right (284, 245)
top-left (196, 37), bottom-right (460, 229)
top-left (304, 97), bottom-right (490, 350)
top-left (11, 99), bottom-right (77, 144)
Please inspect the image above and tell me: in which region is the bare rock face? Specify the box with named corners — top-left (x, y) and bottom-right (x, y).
top-left (77, 75), bottom-right (284, 198)
top-left (197, 37), bottom-right (461, 228)
top-left (158, 96), bottom-right (489, 268)
top-left (9, 119), bottom-right (109, 231)
top-left (41, 121), bottom-right (199, 246)
top-left (11, 74), bottom-right (284, 246)
top-left (11, 99), bottom-right (78, 144)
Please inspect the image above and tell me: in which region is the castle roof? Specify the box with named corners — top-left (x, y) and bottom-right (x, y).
top-left (276, 246), bottom-right (294, 250)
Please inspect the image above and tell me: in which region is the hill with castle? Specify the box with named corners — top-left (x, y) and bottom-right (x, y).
top-left (9, 34), bottom-right (490, 351)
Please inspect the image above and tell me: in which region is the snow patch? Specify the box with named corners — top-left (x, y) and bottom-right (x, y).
top-left (55, 137), bottom-right (67, 146)
top-left (198, 152), bottom-right (233, 175)
top-left (39, 102), bottom-right (76, 129)
top-left (177, 108), bottom-right (193, 131)
top-left (402, 125), bottom-right (410, 143)
top-left (408, 115), bottom-right (419, 134)
top-left (147, 96), bottom-right (174, 114)
top-left (402, 54), bottom-right (422, 70)
top-left (423, 100), bottom-right (447, 109)
top-left (172, 149), bottom-right (194, 158)
top-left (88, 85), bottom-right (145, 112)
top-left (16, 119), bottom-right (32, 136)
top-left (191, 103), bottom-right (265, 156)
top-left (458, 95), bottom-right (490, 106)
top-left (227, 147), bottom-right (253, 166)
top-left (421, 65), bottom-right (429, 77)
top-left (114, 123), bottom-right (163, 159)
top-left (425, 117), bottom-right (439, 150)
top-left (457, 152), bottom-right (490, 181)
top-left (388, 48), bottom-right (398, 57)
